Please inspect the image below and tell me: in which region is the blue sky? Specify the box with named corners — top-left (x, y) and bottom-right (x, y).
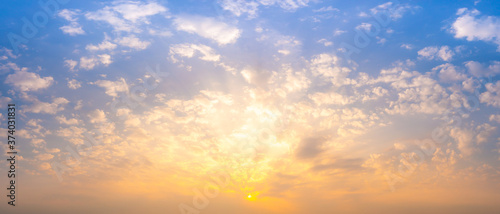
top-left (1, 0), bottom-right (500, 213)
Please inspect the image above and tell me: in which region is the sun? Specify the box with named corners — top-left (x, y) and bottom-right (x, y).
top-left (247, 195), bottom-right (252, 199)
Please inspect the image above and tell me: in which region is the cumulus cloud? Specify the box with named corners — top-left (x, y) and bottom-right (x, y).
top-left (464, 61), bottom-right (500, 77)
top-left (56, 115), bottom-right (80, 125)
top-left (92, 78), bottom-right (129, 97)
top-left (369, 2), bottom-right (419, 20)
top-left (219, 0), bottom-right (310, 18)
top-left (356, 23), bottom-right (372, 31)
top-left (115, 36), bottom-right (151, 50)
top-left (317, 39), bottom-right (332, 47)
top-left (22, 96), bottom-right (69, 114)
top-left (86, 40), bottom-right (117, 51)
top-left (400, 44), bottom-right (413, 50)
top-left (480, 80), bottom-right (500, 107)
top-left (433, 63), bottom-right (467, 82)
top-left (451, 8), bottom-right (500, 51)
top-left (88, 109), bottom-right (107, 124)
top-left (67, 79), bottom-right (82, 89)
top-left (58, 9), bottom-right (85, 36)
top-left (418, 46), bottom-right (455, 61)
top-left (490, 114), bottom-right (500, 123)
top-left (173, 15), bottom-right (241, 45)
top-left (79, 54), bottom-right (112, 70)
top-left (169, 43), bottom-right (221, 63)
top-left (64, 59), bottom-right (78, 72)
top-left (85, 1), bottom-right (167, 32)
top-left (60, 24), bottom-right (85, 36)
top-left (5, 70), bottom-right (53, 92)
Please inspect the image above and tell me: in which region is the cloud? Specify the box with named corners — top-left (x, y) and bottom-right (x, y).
top-left (418, 46), bottom-right (454, 61)
top-left (86, 40), bottom-right (117, 51)
top-left (173, 15), bottom-right (241, 45)
top-left (93, 78), bottom-right (129, 97)
top-left (334, 29), bottom-right (346, 36)
top-left (218, 0), bottom-right (259, 18)
top-left (313, 6), bottom-right (339, 13)
top-left (67, 79), bottom-right (82, 89)
top-left (115, 36), bottom-right (151, 50)
top-left (480, 80), bottom-right (500, 107)
top-left (5, 70), bottom-right (53, 92)
top-left (58, 9), bottom-right (85, 36)
top-left (112, 1), bottom-right (167, 22)
top-left (370, 2), bottom-right (419, 20)
top-left (169, 43), bottom-right (221, 63)
top-left (451, 8), bottom-right (500, 51)
top-left (219, 0), bottom-right (310, 18)
top-left (0, 47), bottom-right (18, 60)
top-left (22, 96), bottom-right (69, 114)
top-left (58, 9), bottom-right (80, 22)
top-left (274, 36), bottom-right (301, 55)
top-left (317, 39), bottom-right (332, 47)
top-left (356, 23), bottom-right (372, 31)
top-left (490, 114), bottom-right (500, 123)
top-left (79, 54), bottom-right (112, 70)
top-left (60, 25), bottom-right (85, 36)
top-left (295, 137), bottom-right (326, 159)
top-left (400, 44), bottom-right (413, 50)
top-left (85, 1), bottom-right (167, 32)
top-left (88, 109), bottom-right (107, 124)
top-left (56, 115), bottom-right (80, 125)
top-left (464, 61), bottom-right (500, 77)
top-left (433, 63), bottom-right (467, 82)
top-left (64, 59), bottom-right (78, 72)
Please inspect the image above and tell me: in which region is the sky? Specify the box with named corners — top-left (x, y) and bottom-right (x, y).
top-left (1, 0), bottom-right (500, 213)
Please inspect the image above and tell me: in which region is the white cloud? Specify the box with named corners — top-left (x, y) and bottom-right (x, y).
top-left (219, 0), bottom-right (310, 18)
top-left (93, 78), bottom-right (129, 97)
top-left (464, 61), bottom-right (500, 77)
top-left (58, 9), bottom-right (85, 36)
top-left (173, 15), bottom-right (241, 45)
top-left (56, 115), bottom-right (80, 125)
top-left (88, 109), bottom-right (107, 124)
top-left (112, 2), bottom-right (167, 22)
top-left (451, 8), bottom-right (500, 51)
top-left (317, 39), bottom-right (332, 47)
top-left (489, 114), bottom-right (500, 123)
top-left (433, 63), bottom-right (467, 82)
top-left (356, 23), bottom-right (372, 31)
top-left (418, 46), bottom-right (454, 61)
top-left (5, 70), bottom-right (53, 92)
top-left (67, 79), bottom-right (82, 89)
top-left (64, 59), bottom-right (78, 72)
top-left (313, 6), bottom-right (339, 13)
top-left (257, 0), bottom-right (309, 11)
top-left (115, 36), bottom-right (150, 50)
top-left (0, 47), bottom-right (18, 60)
top-left (274, 35), bottom-right (301, 55)
top-left (58, 9), bottom-right (79, 22)
top-left (480, 81), bottom-right (500, 107)
top-left (86, 41), bottom-right (117, 51)
top-left (400, 44), bottom-right (413, 50)
top-left (334, 29), bottom-right (346, 36)
top-left (85, 1), bottom-right (167, 32)
top-left (60, 24), bottom-right (85, 36)
top-left (376, 37), bottom-right (387, 44)
top-left (148, 29), bottom-right (173, 37)
top-left (79, 54), bottom-right (112, 70)
top-left (370, 2), bottom-right (419, 20)
top-left (23, 96), bottom-right (69, 114)
top-left (169, 43), bottom-right (221, 63)
top-left (219, 0), bottom-right (259, 18)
